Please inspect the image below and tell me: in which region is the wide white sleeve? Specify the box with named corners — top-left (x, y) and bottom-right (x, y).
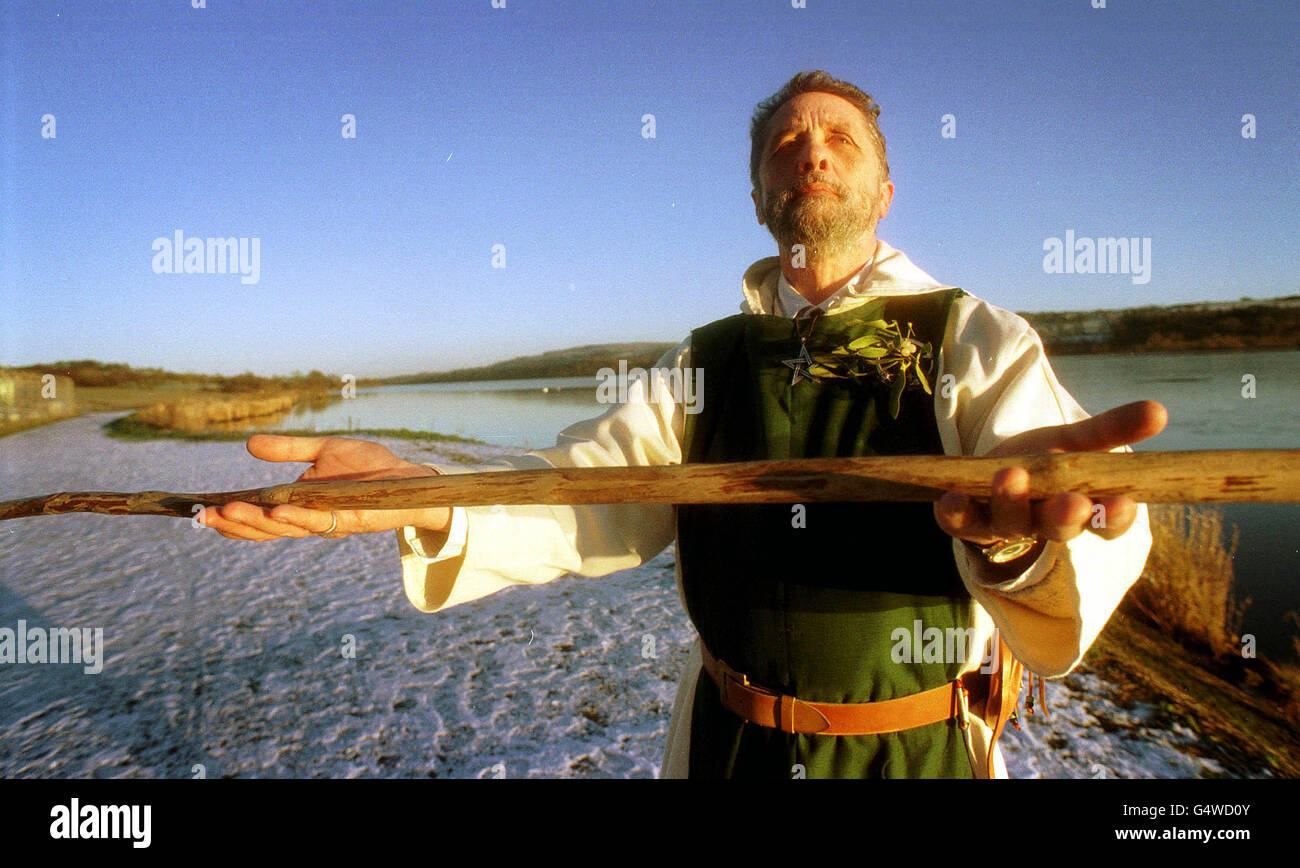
top-left (396, 339), bottom-right (692, 613)
top-left (934, 294), bottom-right (1153, 677)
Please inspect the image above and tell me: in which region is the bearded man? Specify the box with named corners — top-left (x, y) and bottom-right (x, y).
top-left (204, 70), bottom-right (1165, 778)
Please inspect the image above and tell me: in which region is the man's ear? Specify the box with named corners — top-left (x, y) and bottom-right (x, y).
top-left (751, 188), bottom-right (765, 226)
top-left (876, 179), bottom-right (895, 222)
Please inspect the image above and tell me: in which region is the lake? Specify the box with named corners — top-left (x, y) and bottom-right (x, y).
top-left (262, 348), bottom-right (1300, 660)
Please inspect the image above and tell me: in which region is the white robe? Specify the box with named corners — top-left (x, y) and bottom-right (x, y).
top-left (394, 240), bottom-right (1153, 778)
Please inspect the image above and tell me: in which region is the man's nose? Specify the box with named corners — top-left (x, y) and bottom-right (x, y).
top-left (797, 139), bottom-right (831, 175)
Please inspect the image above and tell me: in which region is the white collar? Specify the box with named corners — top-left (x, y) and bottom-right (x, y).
top-left (739, 239), bottom-right (955, 318)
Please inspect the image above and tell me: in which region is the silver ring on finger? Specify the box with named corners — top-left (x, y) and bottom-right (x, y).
top-left (318, 511), bottom-right (339, 539)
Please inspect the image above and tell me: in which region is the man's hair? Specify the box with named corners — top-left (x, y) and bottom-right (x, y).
top-left (749, 70), bottom-right (889, 193)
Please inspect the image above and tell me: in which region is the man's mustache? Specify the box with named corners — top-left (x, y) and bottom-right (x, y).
top-left (774, 174), bottom-right (849, 203)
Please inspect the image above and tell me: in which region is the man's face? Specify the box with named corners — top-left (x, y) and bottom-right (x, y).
top-left (752, 91), bottom-right (894, 257)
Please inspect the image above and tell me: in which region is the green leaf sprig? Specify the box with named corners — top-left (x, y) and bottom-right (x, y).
top-left (806, 315), bottom-right (935, 419)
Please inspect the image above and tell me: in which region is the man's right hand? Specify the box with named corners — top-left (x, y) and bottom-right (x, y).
top-left (202, 434), bottom-right (452, 541)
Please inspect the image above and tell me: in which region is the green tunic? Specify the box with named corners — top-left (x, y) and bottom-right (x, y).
top-left (676, 288), bottom-right (976, 778)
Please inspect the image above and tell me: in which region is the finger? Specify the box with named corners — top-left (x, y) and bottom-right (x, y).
top-left (992, 400), bottom-right (1168, 456)
top-left (1060, 400), bottom-right (1168, 451)
top-left (214, 502), bottom-right (316, 538)
top-left (204, 509), bottom-right (287, 540)
top-left (1088, 496), bottom-right (1138, 540)
top-left (201, 509), bottom-right (282, 541)
top-left (246, 434), bottom-right (331, 464)
top-left (934, 491), bottom-right (997, 544)
top-left (989, 467), bottom-right (1032, 538)
top-left (1035, 492), bottom-right (1093, 542)
top-left (215, 525), bottom-right (280, 542)
top-left (268, 504), bottom-right (344, 534)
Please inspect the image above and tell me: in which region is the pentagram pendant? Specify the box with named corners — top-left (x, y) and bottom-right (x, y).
top-left (781, 305), bottom-right (825, 386)
top-left (782, 341), bottom-right (816, 385)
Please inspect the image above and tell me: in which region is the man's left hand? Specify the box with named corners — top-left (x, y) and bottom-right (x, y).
top-left (933, 400), bottom-right (1168, 553)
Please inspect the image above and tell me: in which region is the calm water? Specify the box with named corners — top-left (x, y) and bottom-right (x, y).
top-left (268, 377), bottom-right (604, 449)
top-left (1054, 349), bottom-right (1300, 661)
top-left (267, 349), bottom-right (1300, 659)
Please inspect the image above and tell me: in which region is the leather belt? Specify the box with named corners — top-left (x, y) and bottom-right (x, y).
top-left (700, 643), bottom-right (986, 736)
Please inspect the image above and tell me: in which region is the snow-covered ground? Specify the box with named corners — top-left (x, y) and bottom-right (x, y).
top-left (0, 413), bottom-right (1232, 778)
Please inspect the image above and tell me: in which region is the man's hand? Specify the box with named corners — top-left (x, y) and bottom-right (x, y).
top-left (933, 400), bottom-right (1168, 558)
top-left (202, 435), bottom-right (452, 541)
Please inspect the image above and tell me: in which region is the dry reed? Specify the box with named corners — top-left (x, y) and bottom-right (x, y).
top-left (1126, 503), bottom-right (1246, 659)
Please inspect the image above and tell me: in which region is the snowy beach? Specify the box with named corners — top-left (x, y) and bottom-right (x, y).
top-left (0, 413), bottom-right (1230, 778)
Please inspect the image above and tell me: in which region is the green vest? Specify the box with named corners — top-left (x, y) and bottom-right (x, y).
top-left (676, 289), bottom-right (975, 778)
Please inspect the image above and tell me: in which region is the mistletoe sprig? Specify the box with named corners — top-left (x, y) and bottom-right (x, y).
top-left (806, 316), bottom-right (935, 419)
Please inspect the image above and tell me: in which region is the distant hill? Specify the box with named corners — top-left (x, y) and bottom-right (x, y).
top-left (8, 359), bottom-right (340, 394)
top-left (376, 342), bottom-right (678, 385)
top-left (378, 295), bottom-right (1300, 384)
top-left (1022, 295), bottom-right (1300, 355)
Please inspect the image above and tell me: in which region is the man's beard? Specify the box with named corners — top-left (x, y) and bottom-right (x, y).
top-left (760, 174), bottom-right (881, 258)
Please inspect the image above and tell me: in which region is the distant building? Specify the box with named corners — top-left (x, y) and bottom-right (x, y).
top-left (1024, 312), bottom-right (1115, 346)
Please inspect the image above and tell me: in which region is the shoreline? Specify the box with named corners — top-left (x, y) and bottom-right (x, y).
top-left (5, 341), bottom-right (1297, 441)
top-left (1082, 611), bottom-right (1300, 777)
top-left (1043, 339), bottom-right (1300, 357)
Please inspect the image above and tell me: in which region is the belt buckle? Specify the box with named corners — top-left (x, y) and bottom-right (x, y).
top-left (735, 673), bottom-right (819, 735)
top-left (723, 668), bottom-right (778, 700)
top-left (717, 662), bottom-right (827, 734)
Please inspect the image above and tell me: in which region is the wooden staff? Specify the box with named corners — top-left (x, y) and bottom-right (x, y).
top-left (1, 450), bottom-right (1298, 522)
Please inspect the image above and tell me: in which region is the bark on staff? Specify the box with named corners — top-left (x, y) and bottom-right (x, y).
top-left (1, 450), bottom-right (1298, 522)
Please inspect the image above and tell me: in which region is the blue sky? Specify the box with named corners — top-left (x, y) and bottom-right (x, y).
top-left (2, 0), bottom-right (1296, 377)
